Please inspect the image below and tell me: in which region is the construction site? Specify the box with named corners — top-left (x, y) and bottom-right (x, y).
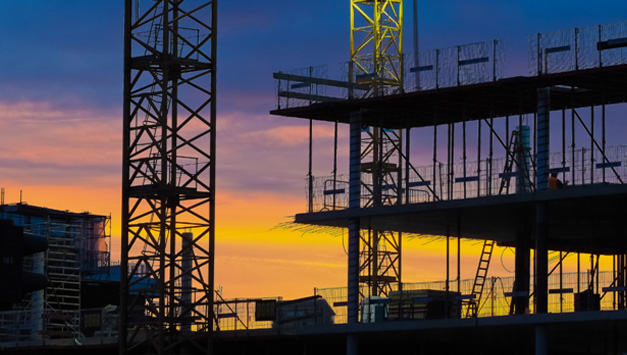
top-left (1, 0), bottom-right (627, 354)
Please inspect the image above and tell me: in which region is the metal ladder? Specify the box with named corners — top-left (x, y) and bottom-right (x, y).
top-left (465, 240), bottom-right (495, 317)
top-left (464, 131), bottom-right (522, 317)
top-left (499, 130), bottom-right (520, 195)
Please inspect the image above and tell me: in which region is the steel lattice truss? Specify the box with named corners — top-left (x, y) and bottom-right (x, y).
top-left (350, 0), bottom-right (403, 97)
top-left (359, 127), bottom-right (403, 298)
top-left (359, 229), bottom-right (402, 297)
top-left (121, 0), bottom-right (216, 354)
top-left (351, 0), bottom-right (403, 299)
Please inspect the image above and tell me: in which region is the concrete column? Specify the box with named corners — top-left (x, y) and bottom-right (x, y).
top-left (347, 220), bottom-right (360, 324)
top-left (347, 111), bottom-right (362, 355)
top-left (516, 125), bottom-right (531, 193)
top-left (347, 334), bottom-right (358, 355)
top-left (537, 87), bottom-right (550, 191)
top-left (347, 110), bottom-right (362, 325)
top-left (514, 222), bottom-right (530, 314)
top-left (535, 88), bottom-right (550, 316)
top-left (535, 324), bottom-right (548, 355)
top-left (349, 111), bottom-right (362, 210)
top-left (535, 202), bottom-right (549, 314)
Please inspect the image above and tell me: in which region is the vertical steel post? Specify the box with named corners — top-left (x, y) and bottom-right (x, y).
top-left (613, 256), bottom-right (617, 310)
top-left (120, 2), bottom-right (132, 353)
top-left (436, 49), bottom-right (440, 88)
top-left (537, 33), bottom-right (542, 75)
top-left (535, 87), bottom-right (550, 315)
top-left (590, 106), bottom-right (594, 183)
top-left (596, 255), bottom-right (600, 295)
top-left (562, 109), bottom-right (566, 184)
top-left (571, 89), bottom-right (576, 185)
top-left (477, 118), bottom-right (482, 197)
top-left (209, 3), bottom-right (218, 352)
top-left (488, 118), bottom-right (493, 195)
top-left (333, 120), bottom-right (338, 210)
top-left (457, 217), bottom-right (461, 293)
top-left (533, 112), bottom-right (537, 187)
top-left (348, 111), bottom-right (362, 324)
top-left (462, 117), bottom-right (467, 199)
top-left (575, 28), bottom-right (579, 70)
top-left (537, 87), bottom-right (551, 191)
top-left (506, 115), bottom-right (510, 159)
top-left (599, 25), bottom-right (603, 68)
top-left (452, 123), bottom-right (455, 198)
top-left (456, 46), bottom-right (460, 86)
top-left (602, 101), bottom-right (606, 183)
top-left (413, 0), bottom-right (419, 90)
top-left (559, 251), bottom-right (563, 313)
top-left (405, 126), bottom-right (410, 204)
top-left (308, 119), bottom-right (313, 212)
top-left (433, 115), bottom-right (438, 201)
top-left (492, 40), bottom-right (497, 81)
top-left (445, 218), bottom-right (450, 318)
top-left (577, 253), bottom-right (581, 293)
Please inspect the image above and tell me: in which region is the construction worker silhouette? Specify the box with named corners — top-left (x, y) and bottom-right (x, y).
top-left (549, 172), bottom-right (563, 190)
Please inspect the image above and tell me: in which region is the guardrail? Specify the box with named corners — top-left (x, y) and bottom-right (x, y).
top-left (306, 145), bottom-right (627, 212)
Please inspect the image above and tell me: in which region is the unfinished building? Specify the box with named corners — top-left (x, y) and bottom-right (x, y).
top-left (0, 203), bottom-right (111, 345)
top-left (270, 13), bottom-right (627, 354)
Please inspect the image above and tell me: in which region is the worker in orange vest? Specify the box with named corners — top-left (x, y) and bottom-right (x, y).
top-left (549, 172), bottom-right (563, 190)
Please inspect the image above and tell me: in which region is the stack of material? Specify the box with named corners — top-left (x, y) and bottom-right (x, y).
top-left (388, 289), bottom-right (460, 320)
top-left (274, 296), bottom-right (335, 330)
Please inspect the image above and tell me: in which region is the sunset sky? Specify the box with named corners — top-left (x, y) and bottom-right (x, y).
top-left (0, 1), bottom-right (626, 299)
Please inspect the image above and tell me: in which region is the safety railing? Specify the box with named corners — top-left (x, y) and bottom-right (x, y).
top-left (214, 297), bottom-right (282, 331)
top-left (317, 270), bottom-right (618, 324)
top-left (529, 21), bottom-right (627, 76)
top-left (306, 145), bottom-right (627, 212)
top-left (275, 39), bottom-right (505, 109)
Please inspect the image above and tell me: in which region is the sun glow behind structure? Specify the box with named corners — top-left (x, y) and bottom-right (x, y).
top-left (0, 0), bottom-right (627, 313)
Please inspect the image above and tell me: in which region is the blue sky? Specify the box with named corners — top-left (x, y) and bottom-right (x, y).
top-left (0, 1), bottom-right (626, 297)
top-left (2, 1), bottom-right (626, 111)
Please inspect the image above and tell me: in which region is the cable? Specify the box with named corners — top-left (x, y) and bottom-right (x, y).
top-left (497, 277), bottom-right (511, 311)
top-left (341, 229), bottom-right (348, 256)
top-left (500, 247), bottom-right (515, 273)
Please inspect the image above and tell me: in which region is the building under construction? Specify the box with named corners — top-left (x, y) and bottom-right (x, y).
top-left (0, 203), bottom-right (112, 346)
top-left (5, 1), bottom-right (627, 354)
top-left (266, 5), bottom-right (627, 355)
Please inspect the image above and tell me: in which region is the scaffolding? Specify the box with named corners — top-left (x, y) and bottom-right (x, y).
top-left (0, 204), bottom-right (111, 343)
top-left (271, 20), bottom-right (627, 334)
